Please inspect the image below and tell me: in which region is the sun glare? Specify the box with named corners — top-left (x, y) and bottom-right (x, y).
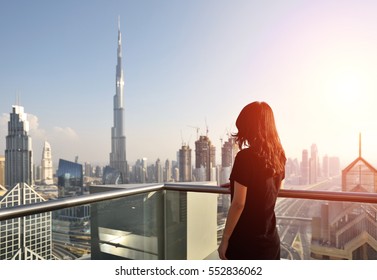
top-left (334, 75), bottom-right (360, 102)
top-left (329, 70), bottom-right (365, 106)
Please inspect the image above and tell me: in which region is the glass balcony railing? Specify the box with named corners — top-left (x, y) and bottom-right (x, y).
top-left (1, 181), bottom-right (377, 260)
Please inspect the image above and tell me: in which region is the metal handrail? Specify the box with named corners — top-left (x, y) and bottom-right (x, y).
top-left (278, 189), bottom-right (377, 203)
top-left (1, 183), bottom-right (377, 222)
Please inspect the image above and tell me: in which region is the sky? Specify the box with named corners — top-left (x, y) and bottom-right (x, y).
top-left (1, 0), bottom-right (377, 169)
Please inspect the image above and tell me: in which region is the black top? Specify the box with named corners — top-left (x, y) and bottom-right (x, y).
top-left (226, 148), bottom-right (284, 260)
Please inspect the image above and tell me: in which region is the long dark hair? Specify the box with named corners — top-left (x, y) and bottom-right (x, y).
top-left (233, 101), bottom-right (286, 174)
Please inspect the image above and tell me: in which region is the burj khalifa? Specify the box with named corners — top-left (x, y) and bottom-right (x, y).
top-left (109, 19), bottom-right (128, 183)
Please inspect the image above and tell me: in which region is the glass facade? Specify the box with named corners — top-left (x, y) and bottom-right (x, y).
top-left (0, 183), bottom-right (53, 260)
top-left (55, 159), bottom-right (90, 248)
top-left (57, 159), bottom-right (84, 197)
top-left (102, 165), bottom-right (123, 185)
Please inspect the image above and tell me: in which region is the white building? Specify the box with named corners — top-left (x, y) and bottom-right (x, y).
top-left (41, 141), bottom-right (54, 185)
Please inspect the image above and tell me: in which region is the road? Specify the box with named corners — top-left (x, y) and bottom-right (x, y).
top-left (276, 176), bottom-right (341, 259)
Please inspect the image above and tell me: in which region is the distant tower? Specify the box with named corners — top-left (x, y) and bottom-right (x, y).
top-left (155, 158), bottom-right (163, 183)
top-left (57, 159), bottom-right (84, 197)
top-left (109, 17), bottom-right (128, 183)
top-left (164, 159), bottom-right (172, 182)
top-left (5, 105), bottom-right (33, 189)
top-left (221, 136), bottom-right (238, 168)
top-left (309, 144), bottom-right (318, 184)
top-left (220, 136), bottom-right (238, 184)
top-left (179, 145), bottom-right (192, 182)
top-left (341, 133), bottom-right (377, 192)
top-left (41, 141), bottom-right (53, 185)
top-left (300, 149), bottom-right (309, 185)
top-left (0, 156), bottom-right (5, 187)
top-left (195, 135), bottom-right (216, 181)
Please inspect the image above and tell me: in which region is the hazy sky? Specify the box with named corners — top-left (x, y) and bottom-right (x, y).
top-left (1, 0), bottom-right (377, 169)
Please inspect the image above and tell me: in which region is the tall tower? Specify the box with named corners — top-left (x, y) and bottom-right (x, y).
top-left (221, 136), bottom-right (238, 168)
top-left (300, 149), bottom-right (309, 185)
top-left (309, 143), bottom-right (318, 184)
top-left (220, 136), bottom-right (238, 184)
top-left (195, 136), bottom-right (216, 181)
top-left (109, 18), bottom-right (128, 183)
top-left (0, 156), bottom-right (5, 187)
top-left (41, 141), bottom-right (53, 185)
top-left (179, 145), bottom-right (192, 182)
top-left (5, 105), bottom-right (33, 189)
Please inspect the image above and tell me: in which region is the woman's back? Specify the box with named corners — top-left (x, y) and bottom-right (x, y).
top-left (227, 148), bottom-right (284, 259)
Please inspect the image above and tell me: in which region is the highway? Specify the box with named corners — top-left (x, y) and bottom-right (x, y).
top-left (276, 177), bottom-right (341, 259)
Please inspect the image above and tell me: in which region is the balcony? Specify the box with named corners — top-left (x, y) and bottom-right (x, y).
top-left (1, 178), bottom-right (377, 260)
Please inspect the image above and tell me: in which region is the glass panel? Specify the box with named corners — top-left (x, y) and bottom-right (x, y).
top-left (89, 190), bottom-right (164, 260)
top-left (165, 190), bottom-right (220, 260)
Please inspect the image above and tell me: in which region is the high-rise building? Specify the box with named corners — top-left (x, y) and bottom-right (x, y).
top-left (179, 145), bottom-right (192, 182)
top-left (5, 105), bottom-right (33, 189)
top-left (300, 149), bottom-right (309, 185)
top-left (41, 141), bottom-right (53, 185)
top-left (57, 159), bottom-right (84, 197)
top-left (221, 136), bottom-right (238, 168)
top-left (0, 156), bottom-right (5, 187)
top-left (56, 159), bottom-right (89, 223)
top-left (109, 19), bottom-right (128, 183)
top-left (155, 158), bottom-right (163, 183)
top-left (195, 136), bottom-right (216, 181)
top-left (311, 135), bottom-right (377, 259)
top-left (220, 136), bottom-right (238, 184)
top-left (84, 162), bottom-right (92, 177)
top-left (164, 159), bottom-right (172, 182)
top-left (0, 183), bottom-right (53, 259)
top-left (309, 144), bottom-right (318, 184)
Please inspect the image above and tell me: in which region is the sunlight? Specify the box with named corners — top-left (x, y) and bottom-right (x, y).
top-left (328, 70), bottom-right (365, 106)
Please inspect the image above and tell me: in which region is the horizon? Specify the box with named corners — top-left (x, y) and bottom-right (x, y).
top-left (1, 1), bottom-right (377, 169)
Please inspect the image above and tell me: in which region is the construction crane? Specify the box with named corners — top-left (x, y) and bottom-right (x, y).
top-left (205, 118), bottom-right (209, 137)
top-left (187, 125), bottom-right (200, 140)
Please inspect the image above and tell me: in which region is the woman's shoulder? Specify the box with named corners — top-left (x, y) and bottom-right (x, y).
top-left (236, 147), bottom-right (258, 157)
top-left (235, 148), bottom-right (259, 162)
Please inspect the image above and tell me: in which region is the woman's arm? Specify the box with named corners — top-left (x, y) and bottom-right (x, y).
top-left (218, 181), bottom-right (247, 260)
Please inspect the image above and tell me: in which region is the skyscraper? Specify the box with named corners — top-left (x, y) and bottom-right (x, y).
top-left (311, 135), bottom-right (377, 259)
top-left (155, 158), bottom-right (163, 183)
top-left (164, 159), bottom-right (172, 182)
top-left (56, 159), bottom-right (89, 224)
top-left (221, 136), bottom-right (238, 169)
top-left (220, 136), bottom-right (238, 184)
top-left (109, 18), bottom-right (128, 183)
top-left (0, 183), bottom-right (53, 260)
top-left (57, 159), bottom-right (84, 197)
top-left (309, 143), bottom-right (318, 184)
top-left (41, 141), bottom-right (53, 185)
top-left (0, 156), bottom-right (5, 187)
top-left (300, 149), bottom-right (309, 185)
top-left (5, 105), bottom-right (33, 189)
top-left (195, 136), bottom-right (216, 181)
top-left (179, 145), bottom-right (192, 182)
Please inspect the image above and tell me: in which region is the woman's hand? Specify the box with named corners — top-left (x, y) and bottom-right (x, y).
top-left (218, 238), bottom-right (229, 260)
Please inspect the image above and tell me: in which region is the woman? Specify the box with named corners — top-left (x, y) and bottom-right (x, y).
top-left (218, 101), bottom-right (286, 260)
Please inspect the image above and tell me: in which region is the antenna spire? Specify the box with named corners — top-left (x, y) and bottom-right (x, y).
top-left (359, 132), bottom-right (362, 158)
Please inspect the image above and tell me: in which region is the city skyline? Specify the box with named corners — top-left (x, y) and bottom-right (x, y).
top-left (1, 1), bottom-right (377, 168)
